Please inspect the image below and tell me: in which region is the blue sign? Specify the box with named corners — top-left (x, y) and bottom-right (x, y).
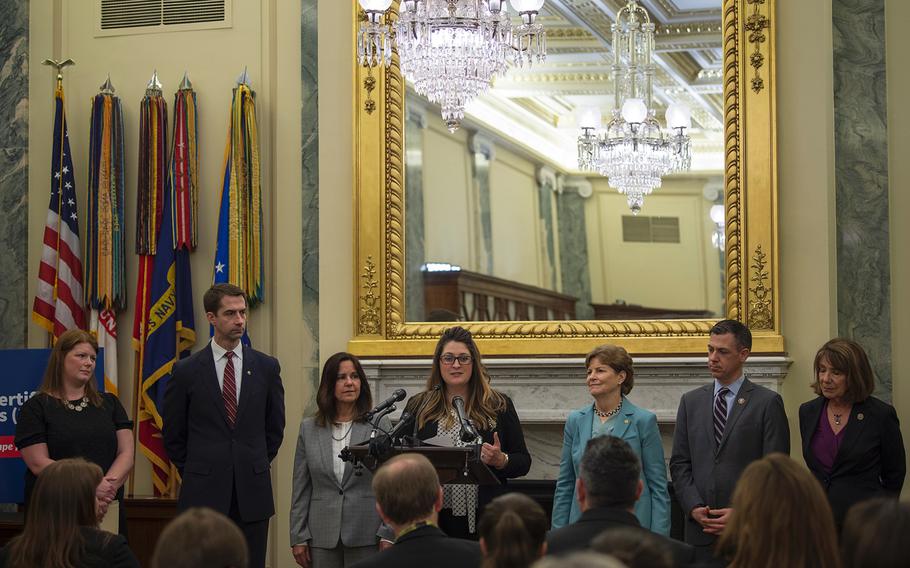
top-left (0, 349), bottom-right (105, 503)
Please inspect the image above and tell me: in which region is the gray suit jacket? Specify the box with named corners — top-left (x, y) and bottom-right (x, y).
top-left (669, 378), bottom-right (790, 546)
top-left (290, 416), bottom-right (392, 548)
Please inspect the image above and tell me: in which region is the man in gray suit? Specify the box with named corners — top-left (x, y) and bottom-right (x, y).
top-left (670, 319), bottom-right (789, 560)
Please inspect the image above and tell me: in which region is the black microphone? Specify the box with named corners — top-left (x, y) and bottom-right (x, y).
top-left (387, 411), bottom-right (415, 442)
top-left (452, 396), bottom-right (481, 443)
top-left (364, 388), bottom-right (407, 421)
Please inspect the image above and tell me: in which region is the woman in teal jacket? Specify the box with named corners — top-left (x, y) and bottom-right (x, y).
top-left (551, 344), bottom-right (670, 535)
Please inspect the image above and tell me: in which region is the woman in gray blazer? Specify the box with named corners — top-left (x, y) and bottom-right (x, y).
top-left (290, 353), bottom-right (391, 568)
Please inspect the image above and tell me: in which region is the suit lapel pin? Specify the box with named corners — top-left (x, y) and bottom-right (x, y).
top-left (737, 398), bottom-right (745, 405)
top-left (857, 413), bottom-right (864, 421)
top-left (247, 370), bottom-right (252, 375)
top-left (624, 419), bottom-right (630, 424)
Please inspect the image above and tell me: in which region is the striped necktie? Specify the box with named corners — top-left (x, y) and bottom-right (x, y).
top-left (714, 387), bottom-right (730, 446)
top-left (223, 351), bottom-right (237, 427)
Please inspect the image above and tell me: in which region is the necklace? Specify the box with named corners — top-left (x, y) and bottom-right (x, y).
top-left (833, 413), bottom-right (842, 426)
top-left (66, 396), bottom-right (89, 412)
top-left (332, 421), bottom-right (353, 441)
top-left (594, 400), bottom-right (623, 419)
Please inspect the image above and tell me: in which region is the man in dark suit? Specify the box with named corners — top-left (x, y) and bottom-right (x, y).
top-left (670, 319), bottom-right (789, 560)
top-left (163, 283), bottom-right (285, 568)
top-left (547, 436), bottom-right (695, 567)
top-left (351, 453), bottom-right (481, 568)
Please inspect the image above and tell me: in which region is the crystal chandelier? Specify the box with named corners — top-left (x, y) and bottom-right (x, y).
top-left (357, 0), bottom-right (547, 132)
top-left (576, 0), bottom-right (691, 214)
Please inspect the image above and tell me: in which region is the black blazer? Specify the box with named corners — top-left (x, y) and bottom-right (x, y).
top-left (546, 508), bottom-right (696, 568)
top-left (799, 395), bottom-right (906, 526)
top-left (0, 527), bottom-right (139, 568)
top-left (163, 342), bottom-right (285, 522)
top-left (405, 392), bottom-right (531, 505)
top-left (350, 524), bottom-right (481, 568)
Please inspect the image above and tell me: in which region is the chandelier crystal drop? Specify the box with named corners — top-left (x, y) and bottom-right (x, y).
top-left (576, 0), bottom-right (691, 214)
top-left (358, 0), bottom-right (547, 132)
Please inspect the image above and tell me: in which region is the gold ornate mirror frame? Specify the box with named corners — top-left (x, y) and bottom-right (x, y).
top-left (349, 0), bottom-right (782, 356)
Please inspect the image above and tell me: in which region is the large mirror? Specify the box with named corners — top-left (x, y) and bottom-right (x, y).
top-left (351, 0), bottom-right (782, 356)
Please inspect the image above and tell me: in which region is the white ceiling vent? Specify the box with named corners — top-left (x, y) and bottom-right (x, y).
top-left (96, 0), bottom-right (232, 37)
top-left (621, 215), bottom-right (681, 244)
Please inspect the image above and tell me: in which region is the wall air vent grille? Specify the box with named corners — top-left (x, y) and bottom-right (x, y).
top-left (621, 216), bottom-right (681, 243)
top-left (98, 0), bottom-right (230, 35)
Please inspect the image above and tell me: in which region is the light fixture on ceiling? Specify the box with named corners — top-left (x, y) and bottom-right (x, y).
top-left (576, 0), bottom-right (691, 214)
top-left (710, 204), bottom-right (725, 250)
top-left (357, 0), bottom-right (547, 132)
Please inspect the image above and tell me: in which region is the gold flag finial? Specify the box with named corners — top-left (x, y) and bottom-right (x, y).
top-left (100, 74), bottom-right (116, 95)
top-left (146, 69), bottom-right (163, 96)
top-left (178, 71), bottom-right (193, 91)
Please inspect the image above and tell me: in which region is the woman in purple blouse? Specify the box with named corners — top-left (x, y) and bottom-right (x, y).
top-left (798, 338), bottom-right (905, 529)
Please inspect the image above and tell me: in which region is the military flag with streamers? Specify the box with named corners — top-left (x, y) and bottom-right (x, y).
top-left (85, 78), bottom-right (126, 394)
top-left (213, 72), bottom-right (263, 306)
top-left (33, 79), bottom-right (86, 338)
top-left (172, 74), bottom-right (199, 251)
top-left (137, 176), bottom-right (196, 497)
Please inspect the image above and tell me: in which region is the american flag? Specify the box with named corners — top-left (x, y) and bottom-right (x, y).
top-left (32, 86), bottom-right (86, 337)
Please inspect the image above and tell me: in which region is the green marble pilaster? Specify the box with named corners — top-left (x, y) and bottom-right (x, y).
top-left (537, 167), bottom-right (558, 291)
top-left (405, 105), bottom-right (427, 321)
top-left (0, 0), bottom-right (28, 348)
top-left (301, 0), bottom-right (319, 408)
top-left (833, 0), bottom-right (891, 398)
top-left (557, 182), bottom-right (594, 319)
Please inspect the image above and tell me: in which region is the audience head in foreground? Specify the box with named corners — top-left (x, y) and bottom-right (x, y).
top-left (152, 507), bottom-right (248, 568)
top-left (578, 435), bottom-right (642, 511)
top-left (353, 453), bottom-right (481, 568)
top-left (591, 527), bottom-right (672, 568)
top-left (716, 453), bottom-right (841, 568)
top-left (841, 497), bottom-right (910, 568)
top-left (533, 551), bottom-right (628, 568)
top-left (478, 493), bottom-right (548, 568)
top-left (1, 458), bottom-right (138, 568)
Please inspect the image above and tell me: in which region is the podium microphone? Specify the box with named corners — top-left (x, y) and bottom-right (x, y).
top-left (452, 396), bottom-right (481, 443)
top-left (387, 411), bottom-right (415, 442)
top-left (364, 388), bottom-right (406, 421)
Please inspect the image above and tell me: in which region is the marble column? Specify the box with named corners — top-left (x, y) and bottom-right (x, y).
top-left (405, 104), bottom-right (427, 321)
top-left (469, 133), bottom-right (494, 275)
top-left (557, 180), bottom-right (594, 319)
top-left (833, 0), bottom-right (891, 398)
top-left (301, 0), bottom-right (319, 406)
top-left (0, 1), bottom-right (29, 349)
top-left (537, 166), bottom-right (558, 291)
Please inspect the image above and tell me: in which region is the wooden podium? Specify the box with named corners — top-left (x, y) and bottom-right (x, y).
top-left (344, 442), bottom-right (500, 486)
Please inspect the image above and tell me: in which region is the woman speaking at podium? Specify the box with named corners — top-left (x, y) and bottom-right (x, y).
top-left (403, 326), bottom-right (531, 539)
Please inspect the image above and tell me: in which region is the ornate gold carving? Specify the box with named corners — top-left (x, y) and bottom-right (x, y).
top-left (723, 0), bottom-right (743, 322)
top-left (744, 0), bottom-right (770, 93)
top-left (748, 245), bottom-right (773, 329)
top-left (364, 70), bottom-right (377, 114)
top-left (359, 256), bottom-right (381, 335)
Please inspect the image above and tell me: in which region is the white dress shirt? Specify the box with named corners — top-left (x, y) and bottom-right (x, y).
top-left (211, 338), bottom-right (243, 404)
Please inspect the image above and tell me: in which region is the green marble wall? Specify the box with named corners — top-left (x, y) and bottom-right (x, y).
top-left (301, 0), bottom-right (319, 408)
top-left (0, 0), bottom-right (28, 348)
top-left (833, 0), bottom-right (892, 398)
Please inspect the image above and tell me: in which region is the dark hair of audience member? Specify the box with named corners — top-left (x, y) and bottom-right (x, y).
top-left (478, 493), bottom-right (548, 568)
top-left (841, 498), bottom-right (910, 568)
top-left (151, 507), bottom-right (248, 568)
top-left (532, 551), bottom-right (628, 568)
top-left (372, 453), bottom-right (440, 525)
top-left (590, 526), bottom-right (672, 568)
top-left (579, 436), bottom-right (641, 509)
top-left (4, 458), bottom-right (104, 568)
top-left (716, 453), bottom-right (841, 568)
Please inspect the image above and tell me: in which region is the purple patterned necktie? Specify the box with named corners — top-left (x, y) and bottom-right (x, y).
top-left (714, 387), bottom-right (730, 446)
top-left (223, 351), bottom-right (237, 427)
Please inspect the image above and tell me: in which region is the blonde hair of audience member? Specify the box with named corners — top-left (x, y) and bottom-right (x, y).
top-left (40, 328), bottom-right (103, 406)
top-left (716, 453), bottom-right (841, 568)
top-left (590, 526), bottom-right (672, 568)
top-left (478, 493), bottom-right (548, 568)
top-left (371, 453), bottom-right (443, 530)
top-left (841, 498), bottom-right (910, 568)
top-left (4, 458), bottom-right (105, 568)
top-left (532, 551), bottom-right (628, 568)
top-left (151, 507), bottom-right (248, 568)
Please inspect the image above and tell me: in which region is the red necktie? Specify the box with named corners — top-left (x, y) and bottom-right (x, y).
top-left (223, 351), bottom-right (237, 427)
